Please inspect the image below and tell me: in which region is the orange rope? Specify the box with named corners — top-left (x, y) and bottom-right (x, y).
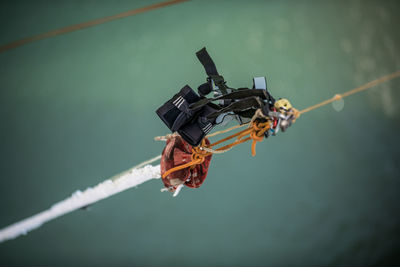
top-left (249, 121), bottom-right (270, 156)
top-left (299, 70), bottom-right (400, 114)
top-left (161, 139), bottom-right (211, 178)
top-left (206, 123), bottom-right (248, 137)
top-left (0, 0), bottom-right (189, 54)
top-left (210, 126), bottom-right (252, 147)
top-left (162, 120), bottom-right (270, 178)
top-left (210, 120), bottom-right (270, 156)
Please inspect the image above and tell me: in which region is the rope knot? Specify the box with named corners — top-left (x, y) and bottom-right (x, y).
top-left (249, 120), bottom-right (270, 157)
top-left (161, 139), bottom-right (212, 179)
top-left (191, 146), bottom-right (210, 166)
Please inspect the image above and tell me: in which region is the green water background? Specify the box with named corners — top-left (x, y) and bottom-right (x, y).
top-left (0, 0), bottom-right (400, 266)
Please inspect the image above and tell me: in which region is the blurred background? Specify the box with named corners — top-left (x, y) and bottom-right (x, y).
top-left (0, 0), bottom-right (399, 266)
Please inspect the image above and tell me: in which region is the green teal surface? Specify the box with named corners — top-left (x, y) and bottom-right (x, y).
top-left (1, 0), bottom-right (400, 266)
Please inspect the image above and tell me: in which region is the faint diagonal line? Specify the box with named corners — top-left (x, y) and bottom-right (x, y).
top-left (0, 0), bottom-right (188, 54)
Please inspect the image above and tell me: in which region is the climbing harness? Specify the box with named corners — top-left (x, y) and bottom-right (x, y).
top-left (156, 47), bottom-right (276, 147)
top-left (156, 48), bottom-right (400, 195)
top-left (156, 48), bottom-right (299, 193)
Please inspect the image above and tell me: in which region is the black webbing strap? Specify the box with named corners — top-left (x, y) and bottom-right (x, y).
top-left (189, 89), bottom-right (269, 110)
top-left (206, 97), bottom-right (265, 120)
top-left (196, 47), bottom-right (219, 76)
top-left (196, 47), bottom-right (228, 95)
top-left (214, 89), bottom-right (269, 101)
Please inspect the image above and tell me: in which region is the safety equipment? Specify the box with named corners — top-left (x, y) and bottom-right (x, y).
top-left (160, 135), bottom-right (212, 191)
top-left (274, 98), bottom-right (293, 115)
top-left (156, 85), bottom-right (219, 146)
top-left (156, 85), bottom-right (201, 132)
top-left (156, 47), bottom-right (277, 147)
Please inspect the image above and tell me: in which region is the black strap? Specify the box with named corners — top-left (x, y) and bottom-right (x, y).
top-left (189, 89), bottom-right (269, 110)
top-left (214, 89), bottom-right (269, 101)
top-left (206, 97), bottom-right (265, 120)
top-left (196, 47), bottom-right (219, 76)
top-left (194, 48), bottom-right (275, 121)
top-left (196, 47), bottom-right (229, 95)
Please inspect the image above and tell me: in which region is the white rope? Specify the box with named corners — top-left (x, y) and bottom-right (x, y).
top-left (0, 161), bottom-right (161, 243)
top-left (132, 155), bottom-right (161, 170)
